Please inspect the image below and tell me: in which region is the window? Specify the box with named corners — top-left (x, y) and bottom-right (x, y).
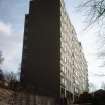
top-left (60, 31), bottom-right (62, 37)
top-left (60, 41), bottom-right (62, 48)
top-left (64, 57), bottom-right (67, 63)
top-left (60, 21), bottom-right (62, 27)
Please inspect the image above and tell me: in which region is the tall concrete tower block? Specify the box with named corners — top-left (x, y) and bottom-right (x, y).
top-left (21, 0), bottom-right (88, 99)
top-left (21, 0), bottom-right (60, 97)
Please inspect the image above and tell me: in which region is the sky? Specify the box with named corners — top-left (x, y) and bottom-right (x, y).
top-left (0, 0), bottom-right (29, 73)
top-left (0, 0), bottom-right (105, 89)
top-left (65, 0), bottom-right (105, 89)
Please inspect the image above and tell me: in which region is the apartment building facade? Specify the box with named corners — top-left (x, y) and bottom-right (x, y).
top-left (60, 0), bottom-right (88, 96)
top-left (21, 0), bottom-right (88, 100)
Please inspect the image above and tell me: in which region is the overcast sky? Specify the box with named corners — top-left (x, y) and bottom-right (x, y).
top-left (0, 0), bottom-right (105, 89)
top-left (0, 0), bottom-right (29, 73)
top-left (65, 0), bottom-right (105, 89)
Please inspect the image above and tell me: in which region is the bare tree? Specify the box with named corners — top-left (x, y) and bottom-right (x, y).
top-left (89, 82), bottom-right (96, 92)
top-left (0, 51), bottom-right (4, 66)
top-left (0, 51), bottom-right (4, 81)
top-left (4, 72), bottom-right (18, 89)
top-left (0, 69), bottom-right (4, 80)
top-left (79, 0), bottom-right (105, 66)
top-left (4, 72), bottom-right (17, 82)
top-left (79, 0), bottom-right (105, 24)
top-left (101, 82), bottom-right (105, 90)
top-left (16, 64), bottom-right (21, 81)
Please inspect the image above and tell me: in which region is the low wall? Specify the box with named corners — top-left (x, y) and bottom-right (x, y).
top-left (7, 92), bottom-right (55, 105)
